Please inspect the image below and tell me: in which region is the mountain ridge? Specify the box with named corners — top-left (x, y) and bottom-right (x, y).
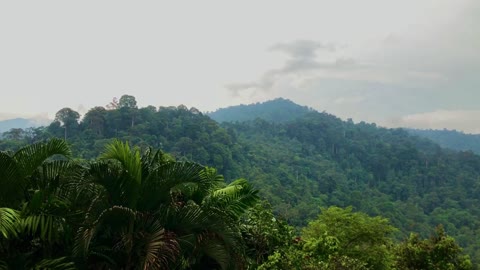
top-left (209, 98), bottom-right (480, 155)
top-left (408, 128), bottom-right (480, 155)
top-left (208, 97), bottom-right (313, 123)
top-left (0, 117), bottom-right (51, 133)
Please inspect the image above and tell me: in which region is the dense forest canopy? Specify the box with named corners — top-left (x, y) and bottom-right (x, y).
top-left (0, 95), bottom-right (479, 268)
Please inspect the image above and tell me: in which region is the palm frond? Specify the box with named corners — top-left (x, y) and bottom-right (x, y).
top-left (37, 160), bottom-right (72, 191)
top-left (141, 148), bottom-right (172, 176)
top-left (139, 162), bottom-right (206, 210)
top-left (208, 179), bottom-right (259, 218)
top-left (196, 236), bottom-right (231, 270)
top-left (20, 213), bottom-right (56, 241)
top-left (88, 161), bottom-right (126, 205)
top-left (0, 208), bottom-right (20, 239)
top-left (137, 217), bottom-right (179, 270)
top-left (100, 140), bottom-right (142, 207)
top-left (14, 138), bottom-right (71, 177)
top-left (34, 257), bottom-right (76, 270)
top-left (0, 152), bottom-right (22, 205)
top-left (0, 260), bottom-right (7, 270)
top-left (100, 140), bottom-right (142, 185)
top-left (74, 205), bottom-right (137, 258)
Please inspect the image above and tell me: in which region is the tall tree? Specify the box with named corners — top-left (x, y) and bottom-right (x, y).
top-left (82, 106), bottom-right (107, 136)
top-left (119, 95), bottom-right (137, 109)
top-left (54, 108), bottom-right (80, 139)
top-left (119, 95), bottom-right (138, 127)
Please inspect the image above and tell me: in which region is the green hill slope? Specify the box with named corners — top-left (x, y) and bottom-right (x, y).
top-left (1, 96), bottom-right (479, 261)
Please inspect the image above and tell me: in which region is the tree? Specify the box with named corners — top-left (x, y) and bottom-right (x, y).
top-left (241, 201), bottom-right (295, 267)
top-left (55, 108), bottom-right (80, 127)
top-left (106, 97), bottom-right (119, 110)
top-left (119, 94), bottom-right (137, 109)
top-left (118, 95), bottom-right (138, 128)
top-left (3, 128), bottom-right (25, 141)
top-left (0, 139), bottom-right (78, 269)
top-left (301, 206), bottom-right (397, 270)
top-left (54, 108), bottom-right (80, 139)
top-left (82, 106), bottom-right (107, 136)
top-left (395, 225), bottom-right (473, 270)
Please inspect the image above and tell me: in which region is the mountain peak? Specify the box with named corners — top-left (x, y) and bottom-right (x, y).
top-left (208, 98), bottom-right (313, 123)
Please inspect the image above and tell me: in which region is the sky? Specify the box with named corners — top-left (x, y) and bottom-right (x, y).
top-left (0, 1), bottom-right (479, 133)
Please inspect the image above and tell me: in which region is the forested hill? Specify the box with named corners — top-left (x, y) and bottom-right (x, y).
top-left (408, 128), bottom-right (480, 155)
top-left (1, 95), bottom-right (480, 262)
top-left (208, 97), bottom-right (313, 123)
top-left (0, 117), bottom-right (48, 133)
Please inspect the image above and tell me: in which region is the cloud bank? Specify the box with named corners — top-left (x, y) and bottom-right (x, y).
top-left (391, 110), bottom-right (480, 134)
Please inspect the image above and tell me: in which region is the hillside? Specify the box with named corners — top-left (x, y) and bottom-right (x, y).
top-left (208, 97), bottom-right (312, 123)
top-left (408, 128), bottom-right (480, 155)
top-left (1, 96), bottom-right (479, 262)
top-left (0, 117), bottom-right (49, 133)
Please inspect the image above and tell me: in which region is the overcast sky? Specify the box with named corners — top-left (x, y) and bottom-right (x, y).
top-left (0, 1), bottom-right (479, 133)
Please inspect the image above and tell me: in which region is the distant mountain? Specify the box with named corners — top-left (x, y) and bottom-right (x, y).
top-left (0, 117), bottom-right (51, 133)
top-left (208, 98), bottom-right (313, 123)
top-left (408, 129), bottom-right (480, 155)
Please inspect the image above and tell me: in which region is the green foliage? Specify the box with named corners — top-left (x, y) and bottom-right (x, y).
top-left (1, 97), bottom-right (480, 266)
top-left (240, 201), bottom-right (295, 267)
top-left (54, 108), bottom-right (80, 128)
top-left (76, 140), bottom-right (259, 269)
top-left (257, 206), bottom-right (397, 270)
top-left (0, 139), bottom-right (77, 269)
top-left (118, 94), bottom-right (138, 109)
top-left (34, 257), bottom-right (76, 270)
top-left (395, 225), bottom-right (473, 270)
top-left (0, 139), bottom-right (261, 269)
top-left (302, 206), bottom-right (396, 270)
top-left (0, 208), bottom-right (19, 238)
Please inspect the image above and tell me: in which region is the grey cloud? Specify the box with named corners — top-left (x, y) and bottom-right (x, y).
top-left (227, 40), bottom-right (357, 96)
top-left (283, 57), bottom-right (357, 73)
top-left (226, 70), bottom-right (278, 96)
top-left (269, 40), bottom-right (336, 59)
top-left (224, 1), bottom-right (480, 133)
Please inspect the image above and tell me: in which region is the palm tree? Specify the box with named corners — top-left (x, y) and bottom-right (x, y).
top-left (75, 140), bottom-right (259, 269)
top-left (0, 138), bottom-right (78, 269)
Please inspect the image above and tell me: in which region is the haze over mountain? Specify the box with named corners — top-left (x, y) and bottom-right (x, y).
top-left (0, 117), bottom-right (51, 133)
top-left (408, 129), bottom-right (480, 155)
